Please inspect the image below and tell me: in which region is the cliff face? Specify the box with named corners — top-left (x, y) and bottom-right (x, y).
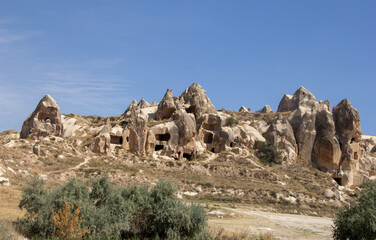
top-left (15, 84), bottom-right (376, 187)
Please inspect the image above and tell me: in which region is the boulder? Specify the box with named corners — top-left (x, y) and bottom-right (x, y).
top-left (263, 115), bottom-right (298, 161)
top-left (323, 189), bottom-right (335, 199)
top-left (20, 94), bottom-right (63, 139)
top-left (178, 83), bottom-right (216, 119)
top-left (239, 106), bottom-right (250, 113)
top-left (155, 89), bottom-right (176, 120)
top-left (261, 105), bottom-right (273, 113)
top-left (312, 108), bottom-right (341, 171)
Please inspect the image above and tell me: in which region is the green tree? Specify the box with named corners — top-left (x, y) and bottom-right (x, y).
top-left (333, 182), bottom-right (376, 240)
top-left (254, 141), bottom-right (282, 165)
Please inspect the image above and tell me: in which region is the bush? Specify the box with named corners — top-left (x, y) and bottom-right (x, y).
top-left (18, 176), bottom-right (208, 239)
top-left (254, 141), bottom-right (282, 165)
top-left (333, 182), bottom-right (376, 240)
top-left (225, 117), bottom-right (239, 127)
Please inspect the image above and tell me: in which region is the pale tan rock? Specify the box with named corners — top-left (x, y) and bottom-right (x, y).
top-left (138, 98), bottom-right (150, 109)
top-left (21, 94), bottom-right (63, 139)
top-left (312, 108), bottom-right (341, 171)
top-left (239, 106), bottom-right (250, 113)
top-left (123, 100), bottom-right (138, 117)
top-left (179, 83), bottom-right (216, 119)
top-left (150, 100), bottom-right (158, 107)
top-left (92, 125), bottom-right (111, 153)
top-left (264, 115), bottom-right (298, 161)
top-left (156, 89), bottom-right (176, 120)
top-left (261, 105), bottom-right (273, 113)
top-left (333, 99), bottom-right (362, 186)
top-left (128, 109), bottom-right (148, 156)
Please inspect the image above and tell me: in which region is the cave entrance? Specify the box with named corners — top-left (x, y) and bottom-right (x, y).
top-left (230, 142), bottom-right (234, 147)
top-left (211, 148), bottom-right (215, 153)
top-left (204, 133), bottom-right (214, 144)
top-left (110, 136), bottom-right (123, 145)
top-left (156, 133), bottom-right (171, 142)
top-left (354, 152), bottom-right (358, 160)
top-left (333, 177), bottom-right (342, 186)
top-left (155, 145), bottom-right (164, 151)
top-left (183, 153), bottom-right (192, 160)
top-left (186, 105), bottom-right (196, 114)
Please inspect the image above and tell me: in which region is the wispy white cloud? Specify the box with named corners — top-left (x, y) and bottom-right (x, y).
top-left (0, 18), bottom-right (39, 44)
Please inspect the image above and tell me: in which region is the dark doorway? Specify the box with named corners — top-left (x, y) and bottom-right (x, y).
top-left (156, 133), bottom-right (171, 141)
top-left (183, 153), bottom-right (192, 160)
top-left (186, 105), bottom-right (196, 114)
top-left (110, 136), bottom-right (123, 145)
top-left (204, 133), bottom-right (214, 144)
top-left (211, 148), bottom-right (215, 153)
top-left (155, 145), bottom-right (164, 151)
top-left (230, 142), bottom-right (234, 147)
top-left (333, 177), bottom-right (342, 185)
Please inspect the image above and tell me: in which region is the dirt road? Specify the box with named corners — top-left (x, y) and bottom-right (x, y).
top-left (209, 207), bottom-right (333, 240)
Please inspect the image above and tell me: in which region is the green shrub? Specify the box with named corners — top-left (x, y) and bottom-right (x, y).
top-left (18, 176), bottom-right (208, 239)
top-left (225, 117), bottom-right (239, 127)
top-left (333, 182), bottom-right (376, 240)
top-left (254, 141), bottom-right (282, 165)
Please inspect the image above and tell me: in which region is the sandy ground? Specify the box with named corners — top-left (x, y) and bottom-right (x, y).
top-left (209, 207), bottom-right (333, 240)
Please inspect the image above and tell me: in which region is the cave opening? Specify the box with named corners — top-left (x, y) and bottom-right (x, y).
top-left (333, 177), bottom-right (342, 185)
top-left (155, 145), bottom-right (164, 151)
top-left (183, 153), bottom-right (192, 160)
top-left (156, 133), bottom-right (171, 142)
top-left (186, 105), bottom-right (196, 114)
top-left (110, 136), bottom-right (123, 145)
top-left (204, 133), bottom-right (214, 144)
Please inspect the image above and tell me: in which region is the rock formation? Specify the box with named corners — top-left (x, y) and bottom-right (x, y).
top-left (333, 99), bottom-right (362, 186)
top-left (261, 105), bottom-right (273, 113)
top-left (138, 98), bottom-right (150, 109)
top-left (20, 94), bottom-right (63, 139)
top-left (155, 89), bottom-right (176, 120)
top-left (178, 83), bottom-right (217, 120)
top-left (239, 106), bottom-right (250, 113)
top-left (263, 115), bottom-right (298, 161)
top-left (92, 125), bottom-right (111, 154)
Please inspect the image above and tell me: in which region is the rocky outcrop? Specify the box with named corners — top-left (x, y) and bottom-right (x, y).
top-left (264, 115), bottom-right (298, 161)
top-left (92, 125), bottom-right (111, 154)
top-left (127, 109), bottom-right (148, 156)
top-left (278, 87), bottom-right (318, 112)
top-left (123, 100), bottom-right (138, 117)
top-left (239, 106), bottom-right (250, 113)
top-left (281, 87), bottom-right (319, 161)
top-left (178, 83), bottom-right (216, 120)
top-left (150, 100), bottom-right (158, 107)
top-left (155, 89), bottom-right (176, 120)
top-left (138, 98), bottom-right (150, 109)
top-left (21, 94), bottom-right (63, 139)
top-left (333, 99), bottom-right (362, 186)
top-left (261, 105), bottom-right (273, 113)
top-left (312, 108), bottom-right (341, 171)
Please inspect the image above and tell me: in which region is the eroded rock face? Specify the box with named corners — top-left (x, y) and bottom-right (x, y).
top-left (333, 99), bottom-right (362, 186)
top-left (155, 89), bottom-right (176, 120)
top-left (127, 109), bottom-right (148, 156)
top-left (123, 100), bottom-right (138, 118)
top-left (312, 108), bottom-right (341, 171)
top-left (264, 115), bottom-right (298, 161)
top-left (92, 125), bottom-right (111, 154)
top-left (239, 106), bottom-right (250, 113)
top-left (279, 87), bottom-right (319, 161)
top-left (21, 94), bottom-right (63, 139)
top-left (261, 105), bottom-right (273, 113)
top-left (138, 98), bottom-right (150, 109)
top-left (278, 87), bottom-right (318, 112)
top-left (178, 83), bottom-right (217, 120)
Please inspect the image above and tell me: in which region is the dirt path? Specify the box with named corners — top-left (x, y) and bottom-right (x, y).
top-left (209, 207), bottom-right (333, 240)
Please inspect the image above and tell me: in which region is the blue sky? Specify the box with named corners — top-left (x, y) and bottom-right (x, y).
top-left (0, 1), bottom-right (375, 134)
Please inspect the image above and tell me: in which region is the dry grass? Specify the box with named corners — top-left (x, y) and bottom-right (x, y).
top-left (209, 226), bottom-right (276, 240)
